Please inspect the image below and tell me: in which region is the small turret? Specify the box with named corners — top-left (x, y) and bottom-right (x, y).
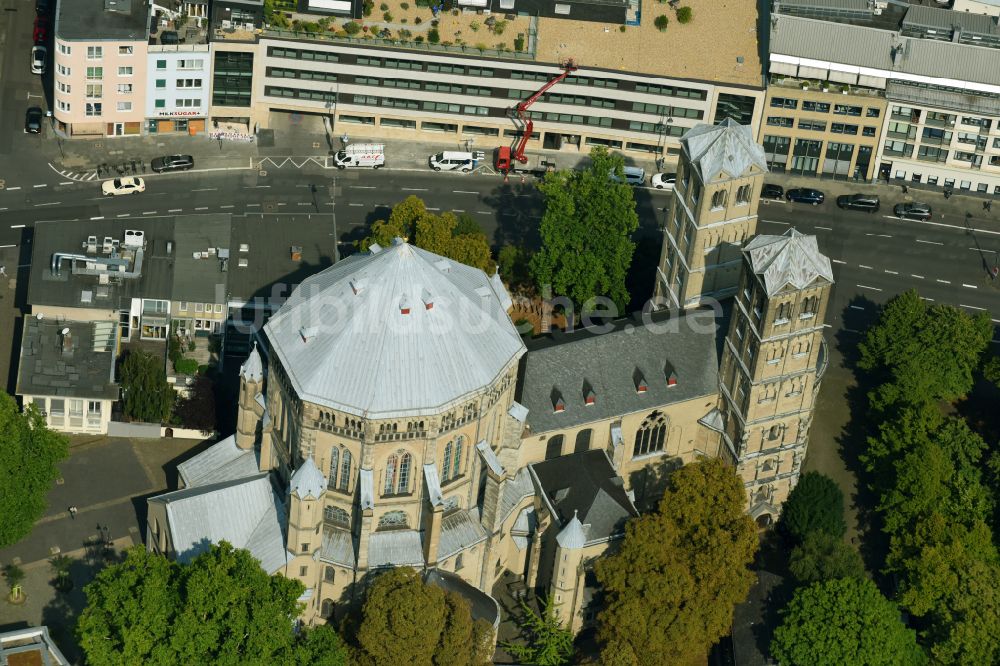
top-left (236, 343), bottom-right (264, 451)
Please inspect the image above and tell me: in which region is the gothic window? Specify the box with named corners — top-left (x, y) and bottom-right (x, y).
top-left (327, 448), bottom-right (340, 490)
top-left (711, 189), bottom-right (727, 209)
top-left (397, 452), bottom-right (412, 493)
top-left (321, 599), bottom-right (334, 618)
top-left (442, 441), bottom-right (454, 483)
top-left (768, 425), bottom-right (782, 441)
top-left (378, 510), bottom-right (408, 529)
top-left (736, 184), bottom-right (752, 205)
top-left (324, 566), bottom-right (335, 583)
top-left (339, 449), bottom-right (352, 492)
top-left (324, 505), bottom-right (350, 526)
top-left (443, 496), bottom-right (460, 513)
top-left (634, 411), bottom-right (667, 457)
top-left (545, 435), bottom-right (564, 460)
top-left (775, 301), bottom-right (792, 323)
top-left (384, 455), bottom-right (397, 495)
top-left (574, 428), bottom-right (592, 453)
top-left (452, 437), bottom-right (464, 480)
top-left (800, 295), bottom-right (819, 318)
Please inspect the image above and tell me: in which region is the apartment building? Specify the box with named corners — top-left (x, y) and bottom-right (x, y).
top-left (764, 1), bottom-right (1000, 191)
top-left (53, 0), bottom-right (149, 137)
top-left (207, 0), bottom-right (765, 163)
top-left (146, 1), bottom-right (212, 135)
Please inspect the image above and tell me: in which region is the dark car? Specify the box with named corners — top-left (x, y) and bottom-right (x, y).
top-left (159, 30), bottom-right (179, 45)
top-left (33, 16), bottom-right (47, 43)
top-left (893, 202), bottom-right (932, 221)
top-left (761, 184), bottom-right (784, 200)
top-left (24, 107), bottom-right (43, 134)
top-left (836, 193), bottom-right (880, 213)
top-left (786, 187), bottom-right (825, 205)
top-left (150, 154), bottom-right (194, 173)
top-left (36, 0), bottom-right (50, 14)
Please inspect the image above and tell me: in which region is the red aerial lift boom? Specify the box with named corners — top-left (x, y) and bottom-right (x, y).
top-left (495, 60), bottom-right (578, 174)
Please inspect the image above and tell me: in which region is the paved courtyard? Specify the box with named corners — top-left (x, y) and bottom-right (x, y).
top-left (0, 435), bottom-right (207, 661)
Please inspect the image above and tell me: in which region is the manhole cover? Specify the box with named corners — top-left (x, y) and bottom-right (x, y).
top-left (259, 170), bottom-right (267, 177)
top-left (312, 142), bottom-right (321, 149)
top-left (263, 202), bottom-right (277, 213)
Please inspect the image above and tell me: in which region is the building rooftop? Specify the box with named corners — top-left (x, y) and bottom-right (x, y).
top-left (176, 434), bottom-right (260, 488)
top-left (530, 449), bottom-right (638, 545)
top-left (518, 310), bottom-right (722, 436)
top-left (0, 626), bottom-right (70, 666)
top-left (744, 229), bottom-right (834, 297)
top-left (264, 241), bottom-right (526, 420)
top-left (683, 119), bottom-right (769, 183)
top-left (56, 0), bottom-right (151, 41)
top-left (17, 317), bottom-right (119, 400)
top-left (172, 214), bottom-right (232, 305)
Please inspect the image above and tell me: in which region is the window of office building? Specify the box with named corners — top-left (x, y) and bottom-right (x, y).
top-left (798, 120), bottom-right (826, 132)
top-left (770, 97), bottom-right (797, 109)
top-left (762, 135), bottom-right (790, 171)
top-left (802, 101), bottom-right (830, 113)
top-left (766, 116), bottom-right (793, 128)
top-left (834, 104), bottom-right (862, 116)
top-left (714, 93), bottom-right (756, 125)
top-left (212, 51), bottom-right (253, 107)
top-left (917, 145), bottom-right (948, 163)
top-left (862, 126), bottom-right (876, 137)
top-left (831, 123), bottom-right (858, 135)
top-left (790, 138), bottom-right (822, 174)
top-left (822, 142), bottom-right (854, 176)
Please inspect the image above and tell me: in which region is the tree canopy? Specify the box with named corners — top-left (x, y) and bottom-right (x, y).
top-left (503, 598), bottom-right (575, 666)
top-left (0, 391), bottom-right (68, 547)
top-left (529, 147), bottom-right (639, 314)
top-left (120, 350), bottom-right (174, 423)
top-left (355, 567), bottom-right (492, 666)
top-left (788, 530), bottom-right (865, 585)
top-left (173, 374), bottom-right (216, 431)
top-left (779, 471), bottom-right (846, 543)
top-left (360, 196), bottom-right (494, 273)
top-left (771, 577), bottom-right (926, 666)
top-left (594, 458), bottom-right (757, 666)
top-left (76, 543), bottom-right (347, 666)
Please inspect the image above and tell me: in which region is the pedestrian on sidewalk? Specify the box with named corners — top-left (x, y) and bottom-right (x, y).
top-left (0, 266), bottom-right (7, 277)
top-left (68, 506), bottom-right (78, 519)
top-left (985, 200), bottom-right (993, 212)
top-left (901, 184), bottom-right (908, 194)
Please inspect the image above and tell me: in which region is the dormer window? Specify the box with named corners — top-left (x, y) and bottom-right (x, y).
top-left (634, 369), bottom-right (648, 394)
top-left (300, 326), bottom-right (318, 342)
top-left (667, 372), bottom-right (678, 387)
top-left (350, 278), bottom-right (364, 295)
top-left (422, 288), bottom-right (434, 310)
top-left (552, 390), bottom-right (565, 413)
top-left (584, 390), bottom-right (596, 406)
top-left (399, 295), bottom-right (411, 315)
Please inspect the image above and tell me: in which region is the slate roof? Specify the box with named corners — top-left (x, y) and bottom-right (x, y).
top-left (176, 435), bottom-right (259, 488)
top-left (744, 229), bottom-right (834, 297)
top-left (320, 528), bottom-right (356, 567)
top-left (171, 215), bottom-right (232, 305)
top-left (518, 311), bottom-right (722, 436)
top-left (683, 119), bottom-right (768, 182)
top-left (290, 456), bottom-right (326, 500)
top-left (17, 318), bottom-right (119, 400)
top-left (264, 241), bottom-right (525, 419)
top-left (149, 473), bottom-right (289, 573)
top-left (438, 508), bottom-right (488, 560)
top-left (530, 450), bottom-right (638, 545)
top-left (368, 529), bottom-right (425, 568)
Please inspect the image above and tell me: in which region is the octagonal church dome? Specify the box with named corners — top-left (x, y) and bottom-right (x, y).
top-left (264, 240), bottom-right (526, 419)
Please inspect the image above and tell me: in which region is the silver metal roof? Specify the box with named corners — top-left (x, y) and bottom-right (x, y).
top-left (438, 508), bottom-right (488, 560)
top-left (498, 468), bottom-right (535, 523)
top-left (508, 401), bottom-right (530, 424)
top-left (423, 463), bottom-right (445, 507)
top-left (320, 528), bottom-right (356, 567)
top-left (368, 529), bottom-right (425, 568)
top-left (476, 440), bottom-right (505, 477)
top-left (699, 407), bottom-right (726, 433)
top-left (240, 343), bottom-right (263, 382)
top-left (176, 435), bottom-right (260, 488)
top-left (744, 229), bottom-right (834, 297)
top-left (264, 242), bottom-right (526, 419)
top-left (360, 469), bottom-right (375, 510)
top-left (290, 456), bottom-right (326, 500)
top-left (683, 119), bottom-right (768, 183)
top-left (151, 473), bottom-right (289, 574)
top-left (556, 511), bottom-right (588, 549)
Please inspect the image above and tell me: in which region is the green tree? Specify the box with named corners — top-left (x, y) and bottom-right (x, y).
top-left (788, 531), bottom-right (865, 584)
top-left (120, 350), bottom-right (174, 423)
top-left (3, 564), bottom-right (25, 601)
top-left (858, 290), bottom-right (992, 411)
top-left (77, 543), bottom-right (340, 666)
top-left (286, 624), bottom-right (349, 666)
top-left (356, 568), bottom-right (491, 666)
top-left (771, 577), bottom-right (926, 666)
top-left (779, 471), bottom-right (846, 543)
top-left (49, 554), bottom-right (75, 592)
top-left (530, 147), bottom-right (639, 315)
top-left (498, 244), bottom-right (533, 290)
top-left (0, 392), bottom-right (68, 547)
top-left (676, 6), bottom-right (692, 22)
top-left (503, 597), bottom-right (575, 666)
top-left (594, 459), bottom-right (757, 666)
top-left (654, 14), bottom-right (669, 31)
top-left (454, 213), bottom-right (485, 239)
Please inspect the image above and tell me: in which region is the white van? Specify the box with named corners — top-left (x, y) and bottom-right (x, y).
top-left (609, 166), bottom-right (646, 186)
top-left (333, 143), bottom-right (385, 169)
top-left (429, 151), bottom-right (476, 172)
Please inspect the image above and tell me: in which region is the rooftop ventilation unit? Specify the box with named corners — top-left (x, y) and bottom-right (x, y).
top-left (123, 229), bottom-right (144, 248)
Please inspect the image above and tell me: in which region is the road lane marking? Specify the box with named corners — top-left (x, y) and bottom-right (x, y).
top-left (856, 284), bottom-right (882, 291)
top-left (850, 305), bottom-right (866, 310)
top-left (0, 244), bottom-right (16, 248)
top-left (937, 279), bottom-right (951, 284)
top-left (350, 186), bottom-right (376, 189)
top-left (220, 205), bottom-right (235, 209)
top-left (476, 210), bottom-right (491, 215)
top-left (168, 208), bottom-right (182, 212)
top-left (89, 216), bottom-right (104, 220)
top-left (117, 213), bottom-right (130, 217)
top-left (831, 259), bottom-right (846, 265)
top-left (7, 187), bottom-right (21, 191)
top-left (911, 274), bottom-right (924, 279)
top-left (297, 202), bottom-right (312, 206)
top-left (885, 270), bottom-right (898, 275)
top-left (426, 207), bottom-right (440, 211)
top-left (453, 190), bottom-right (479, 194)
top-left (922, 297), bottom-right (935, 301)
top-left (10, 224), bottom-right (25, 229)
top-left (33, 184), bottom-right (46, 188)
top-left (59, 181), bottom-right (73, 185)
top-left (962, 284), bottom-right (978, 289)
top-left (348, 203), bottom-right (363, 207)
top-left (971, 247), bottom-right (998, 254)
top-left (142, 211), bottom-right (156, 215)
top-left (247, 203), bottom-right (260, 207)
top-left (195, 206), bottom-right (208, 210)
top-left (859, 265), bottom-right (873, 269)
top-left (33, 202), bottom-right (60, 207)
top-left (815, 226), bottom-right (833, 231)
top-left (962, 304), bottom-right (986, 310)
top-left (402, 188), bottom-right (428, 192)
top-left (916, 239), bottom-right (944, 245)
top-left (192, 188), bottom-right (217, 192)
top-left (907, 218), bottom-right (1000, 237)
top-left (248, 185), bottom-right (270, 189)
top-left (453, 209), bottom-right (465, 213)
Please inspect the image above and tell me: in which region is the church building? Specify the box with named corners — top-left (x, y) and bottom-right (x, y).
top-left (146, 120), bottom-right (834, 635)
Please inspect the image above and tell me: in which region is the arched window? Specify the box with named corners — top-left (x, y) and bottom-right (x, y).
top-left (324, 566), bottom-right (335, 583)
top-left (545, 435), bottom-right (564, 460)
top-left (384, 454), bottom-right (397, 495)
top-left (324, 505), bottom-right (350, 527)
top-left (339, 449), bottom-right (352, 492)
top-left (327, 448), bottom-right (340, 490)
top-left (736, 184), bottom-right (752, 205)
top-left (397, 453), bottom-right (412, 494)
top-left (633, 411), bottom-right (667, 457)
top-left (574, 428), bottom-right (592, 454)
top-left (442, 441), bottom-right (454, 483)
top-left (452, 437), bottom-right (463, 480)
top-left (801, 296), bottom-right (818, 317)
top-left (775, 301), bottom-right (792, 322)
top-left (378, 510), bottom-right (408, 529)
top-left (321, 599), bottom-right (334, 618)
top-left (711, 189), bottom-right (727, 209)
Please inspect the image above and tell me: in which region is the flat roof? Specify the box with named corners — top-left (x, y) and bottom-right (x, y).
top-left (56, 0), bottom-right (150, 41)
top-left (535, 0), bottom-right (763, 86)
top-left (17, 317), bottom-right (119, 400)
top-left (172, 215), bottom-right (232, 304)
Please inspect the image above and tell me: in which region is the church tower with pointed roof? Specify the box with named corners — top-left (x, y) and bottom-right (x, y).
top-left (235, 342), bottom-right (265, 452)
top-left (717, 229), bottom-right (834, 526)
top-left (654, 119), bottom-right (769, 309)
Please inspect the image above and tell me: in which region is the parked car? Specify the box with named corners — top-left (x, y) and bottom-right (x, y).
top-left (761, 184), bottom-right (784, 200)
top-left (893, 202), bottom-right (932, 220)
top-left (609, 166), bottom-right (646, 186)
top-left (33, 16), bottom-right (47, 43)
top-left (30, 45), bottom-right (46, 74)
top-left (150, 154), bottom-right (194, 173)
top-left (836, 193), bottom-right (880, 213)
top-left (786, 187), bottom-right (825, 205)
top-left (428, 151), bottom-right (475, 172)
top-left (24, 107), bottom-right (43, 134)
top-left (651, 172), bottom-right (677, 190)
top-left (102, 177), bottom-right (145, 196)
top-left (35, 0), bottom-right (50, 14)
